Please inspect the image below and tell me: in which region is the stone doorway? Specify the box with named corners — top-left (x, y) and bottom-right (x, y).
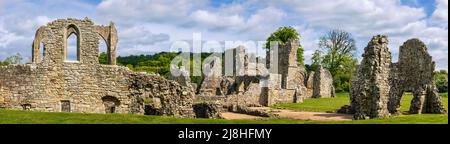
top-left (61, 100), bottom-right (70, 112)
top-left (102, 96), bottom-right (120, 114)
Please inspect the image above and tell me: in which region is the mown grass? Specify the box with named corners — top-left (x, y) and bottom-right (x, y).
top-left (0, 109), bottom-right (447, 124)
top-left (0, 92), bottom-right (447, 124)
top-left (272, 92), bottom-right (350, 112)
top-left (273, 93), bottom-right (449, 113)
top-left (0, 109), bottom-right (317, 124)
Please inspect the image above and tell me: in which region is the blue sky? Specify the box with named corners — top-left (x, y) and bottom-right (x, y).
top-left (0, 0), bottom-right (448, 70)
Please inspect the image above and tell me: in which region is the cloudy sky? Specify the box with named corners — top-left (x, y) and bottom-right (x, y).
top-left (0, 0), bottom-right (448, 70)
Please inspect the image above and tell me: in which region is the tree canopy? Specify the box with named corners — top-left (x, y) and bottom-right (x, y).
top-left (434, 70), bottom-right (448, 93)
top-left (265, 26), bottom-right (304, 65)
top-left (313, 29), bottom-right (356, 76)
top-left (310, 29), bottom-right (358, 92)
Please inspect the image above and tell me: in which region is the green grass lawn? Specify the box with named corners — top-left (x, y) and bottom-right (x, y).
top-left (0, 92), bottom-right (447, 124)
top-left (273, 93), bottom-right (448, 112)
top-left (271, 92), bottom-right (448, 124)
top-left (272, 92), bottom-right (351, 112)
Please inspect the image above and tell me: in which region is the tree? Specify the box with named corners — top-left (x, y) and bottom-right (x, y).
top-left (0, 61), bottom-right (9, 66)
top-left (99, 52), bottom-right (107, 64)
top-left (4, 53), bottom-right (23, 64)
top-left (315, 29), bottom-right (356, 77)
top-left (434, 70), bottom-right (448, 93)
top-left (265, 26), bottom-right (304, 65)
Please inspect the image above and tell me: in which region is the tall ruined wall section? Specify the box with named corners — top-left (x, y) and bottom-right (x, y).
top-left (262, 40), bottom-right (306, 106)
top-left (313, 66), bottom-right (335, 98)
top-left (0, 18), bottom-right (195, 117)
top-left (388, 39), bottom-right (446, 114)
top-left (347, 36), bottom-right (446, 120)
top-left (350, 35), bottom-right (392, 119)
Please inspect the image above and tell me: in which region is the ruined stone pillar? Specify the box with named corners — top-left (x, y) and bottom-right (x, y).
top-left (278, 40), bottom-right (301, 90)
top-left (312, 66), bottom-right (335, 98)
top-left (109, 22), bottom-right (118, 65)
top-left (351, 35), bottom-right (392, 119)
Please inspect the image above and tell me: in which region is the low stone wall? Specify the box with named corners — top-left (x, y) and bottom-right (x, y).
top-left (193, 102), bottom-right (222, 119)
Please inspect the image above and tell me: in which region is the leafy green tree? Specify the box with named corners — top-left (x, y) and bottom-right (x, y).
top-left (265, 26), bottom-right (304, 65)
top-left (0, 61), bottom-right (9, 66)
top-left (311, 29), bottom-right (358, 92)
top-left (434, 70), bottom-right (448, 93)
top-left (99, 52), bottom-right (107, 64)
top-left (315, 29), bottom-right (356, 77)
top-left (4, 53), bottom-right (23, 64)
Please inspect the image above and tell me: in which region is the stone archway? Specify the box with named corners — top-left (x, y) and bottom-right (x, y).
top-left (101, 96), bottom-right (120, 113)
top-left (388, 39), bottom-right (447, 115)
top-left (95, 23), bottom-right (118, 65)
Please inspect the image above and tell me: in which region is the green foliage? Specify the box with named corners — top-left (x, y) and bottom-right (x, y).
top-left (265, 26), bottom-right (304, 65)
top-left (116, 52), bottom-right (214, 83)
top-left (0, 61), bottom-right (9, 66)
top-left (297, 47), bottom-right (304, 65)
top-left (0, 53), bottom-right (23, 66)
top-left (311, 29), bottom-right (358, 92)
top-left (315, 29), bottom-right (356, 77)
top-left (99, 52), bottom-right (107, 64)
top-left (434, 70), bottom-right (448, 93)
top-left (3, 53), bottom-right (23, 64)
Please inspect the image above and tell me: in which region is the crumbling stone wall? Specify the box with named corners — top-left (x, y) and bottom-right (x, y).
top-left (199, 56), bottom-right (223, 96)
top-left (168, 65), bottom-right (193, 88)
top-left (262, 40), bottom-right (307, 105)
top-left (388, 39), bottom-right (446, 114)
top-left (347, 36), bottom-right (446, 119)
top-left (305, 71), bottom-right (315, 98)
top-left (350, 35), bottom-right (392, 119)
top-left (0, 18), bottom-right (195, 117)
top-left (277, 40), bottom-right (303, 90)
top-left (313, 66), bottom-right (335, 98)
top-left (193, 102), bottom-right (222, 119)
top-left (132, 73), bottom-right (195, 117)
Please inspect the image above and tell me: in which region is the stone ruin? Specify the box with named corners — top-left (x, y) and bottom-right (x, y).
top-left (189, 40), bottom-right (336, 117)
top-left (0, 18), bottom-right (195, 117)
top-left (0, 18), bottom-right (340, 119)
top-left (349, 35), bottom-right (392, 119)
top-left (389, 38), bottom-right (446, 114)
top-left (199, 56), bottom-right (224, 96)
top-left (342, 35), bottom-right (447, 120)
top-left (313, 66), bottom-right (335, 98)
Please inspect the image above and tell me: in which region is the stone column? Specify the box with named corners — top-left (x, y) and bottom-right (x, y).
top-left (351, 35), bottom-right (392, 120)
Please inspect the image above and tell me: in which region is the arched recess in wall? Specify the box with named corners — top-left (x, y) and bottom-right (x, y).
top-left (101, 96), bottom-right (120, 113)
top-left (32, 26), bottom-right (46, 63)
top-left (98, 34), bottom-right (109, 64)
top-left (65, 24), bottom-right (81, 62)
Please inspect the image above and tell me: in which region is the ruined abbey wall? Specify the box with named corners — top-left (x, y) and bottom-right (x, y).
top-left (350, 35), bottom-right (392, 119)
top-left (388, 39), bottom-right (446, 114)
top-left (313, 66), bottom-right (335, 98)
top-left (0, 18), bottom-right (195, 117)
top-left (347, 35), bottom-right (446, 120)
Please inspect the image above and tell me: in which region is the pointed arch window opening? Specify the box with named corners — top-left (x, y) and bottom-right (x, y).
top-left (39, 42), bottom-right (45, 62)
top-left (99, 34), bottom-right (109, 64)
top-left (65, 25), bottom-right (81, 62)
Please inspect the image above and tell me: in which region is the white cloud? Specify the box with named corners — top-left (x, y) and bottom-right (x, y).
top-left (189, 10), bottom-right (245, 31)
top-left (97, 0), bottom-right (208, 25)
top-left (431, 0), bottom-right (448, 28)
top-left (0, 0), bottom-right (447, 70)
